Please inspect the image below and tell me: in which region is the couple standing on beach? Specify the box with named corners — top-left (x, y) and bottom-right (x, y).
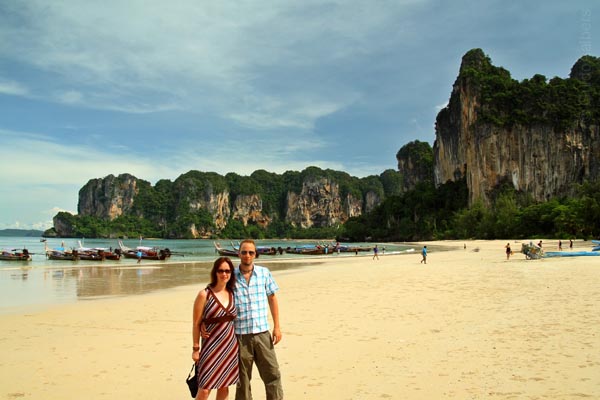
top-left (191, 239), bottom-right (283, 400)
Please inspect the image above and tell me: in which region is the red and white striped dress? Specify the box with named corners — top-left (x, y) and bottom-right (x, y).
top-left (197, 288), bottom-right (239, 389)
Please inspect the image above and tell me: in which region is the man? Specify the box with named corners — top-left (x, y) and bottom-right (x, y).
top-left (420, 245), bottom-right (427, 264)
top-left (234, 239), bottom-right (283, 400)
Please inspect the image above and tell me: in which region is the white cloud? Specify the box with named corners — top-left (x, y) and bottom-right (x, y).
top-left (0, 1), bottom-right (422, 128)
top-left (0, 129), bottom-right (175, 185)
top-left (0, 79), bottom-right (29, 96)
top-left (56, 90), bottom-right (84, 105)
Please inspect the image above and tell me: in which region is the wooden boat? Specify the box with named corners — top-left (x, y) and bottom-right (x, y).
top-left (47, 250), bottom-right (78, 261)
top-left (0, 248), bottom-right (32, 261)
top-left (545, 251), bottom-right (600, 257)
top-left (296, 247), bottom-right (327, 255)
top-left (546, 240), bottom-right (600, 257)
top-left (344, 245), bottom-right (372, 252)
top-left (45, 243), bottom-right (78, 261)
top-left (214, 242), bottom-right (239, 257)
top-left (329, 242), bottom-right (372, 253)
top-left (285, 242), bottom-right (372, 255)
top-left (285, 245), bottom-right (328, 255)
top-left (77, 241), bottom-right (121, 261)
top-left (117, 240), bottom-right (171, 260)
top-left (230, 241), bottom-right (277, 256)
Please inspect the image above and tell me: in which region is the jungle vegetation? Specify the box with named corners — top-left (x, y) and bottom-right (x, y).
top-left (46, 149), bottom-right (600, 242)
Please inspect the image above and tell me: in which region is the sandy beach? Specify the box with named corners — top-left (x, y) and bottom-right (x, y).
top-left (1, 239), bottom-right (599, 399)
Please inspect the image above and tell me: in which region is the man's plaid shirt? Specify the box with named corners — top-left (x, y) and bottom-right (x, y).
top-left (233, 264), bottom-right (279, 335)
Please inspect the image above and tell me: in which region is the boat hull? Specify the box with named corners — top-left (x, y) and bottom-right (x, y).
top-left (0, 254), bottom-right (32, 261)
top-left (545, 251), bottom-right (600, 257)
top-left (47, 252), bottom-right (78, 261)
top-left (122, 251), bottom-right (170, 260)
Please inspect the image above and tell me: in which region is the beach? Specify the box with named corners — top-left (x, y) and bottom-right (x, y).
top-left (1, 239), bottom-right (599, 399)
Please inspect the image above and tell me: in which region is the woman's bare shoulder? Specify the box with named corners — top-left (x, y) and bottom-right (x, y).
top-left (195, 287), bottom-right (209, 302)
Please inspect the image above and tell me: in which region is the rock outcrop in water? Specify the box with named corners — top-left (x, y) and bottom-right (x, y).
top-left (77, 173), bottom-right (141, 219)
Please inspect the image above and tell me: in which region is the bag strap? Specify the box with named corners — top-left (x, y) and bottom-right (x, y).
top-left (187, 363), bottom-right (197, 379)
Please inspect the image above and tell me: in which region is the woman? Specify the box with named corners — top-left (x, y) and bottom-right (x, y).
top-left (505, 243), bottom-right (511, 260)
top-left (192, 257), bottom-right (239, 400)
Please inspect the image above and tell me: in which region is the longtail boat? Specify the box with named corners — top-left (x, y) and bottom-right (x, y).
top-left (118, 240), bottom-right (171, 260)
top-left (0, 248), bottom-right (32, 261)
top-left (214, 242), bottom-right (239, 257)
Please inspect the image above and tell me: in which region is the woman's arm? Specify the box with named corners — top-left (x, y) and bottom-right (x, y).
top-left (192, 289), bottom-right (207, 361)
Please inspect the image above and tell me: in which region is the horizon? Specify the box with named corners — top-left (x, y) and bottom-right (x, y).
top-left (0, 1), bottom-right (597, 230)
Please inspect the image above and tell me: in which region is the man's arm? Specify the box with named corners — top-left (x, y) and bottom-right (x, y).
top-left (268, 293), bottom-right (282, 345)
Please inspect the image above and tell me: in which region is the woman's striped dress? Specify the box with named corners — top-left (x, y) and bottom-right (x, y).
top-left (197, 288), bottom-right (239, 389)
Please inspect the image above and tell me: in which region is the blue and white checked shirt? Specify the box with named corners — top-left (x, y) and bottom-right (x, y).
top-left (233, 264), bottom-right (279, 335)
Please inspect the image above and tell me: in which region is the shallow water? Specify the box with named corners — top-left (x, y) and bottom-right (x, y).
top-left (0, 237), bottom-right (412, 314)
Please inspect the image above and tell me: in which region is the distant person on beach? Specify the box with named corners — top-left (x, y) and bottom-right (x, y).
top-left (570, 239), bottom-right (573, 250)
top-left (558, 240), bottom-right (563, 251)
top-left (192, 257), bottom-right (239, 400)
top-left (202, 239), bottom-right (283, 400)
top-left (421, 246), bottom-right (427, 264)
top-left (537, 240), bottom-right (543, 248)
top-left (505, 243), bottom-right (511, 260)
top-left (373, 245), bottom-right (379, 260)
top-left (136, 250), bottom-right (142, 263)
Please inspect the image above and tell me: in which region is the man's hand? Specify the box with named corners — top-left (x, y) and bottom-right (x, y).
top-left (272, 327), bottom-right (282, 345)
top-left (200, 322), bottom-right (210, 339)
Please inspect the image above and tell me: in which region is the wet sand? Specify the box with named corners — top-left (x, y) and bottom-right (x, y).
top-left (0, 258), bottom-right (325, 314)
top-left (1, 240), bottom-right (599, 399)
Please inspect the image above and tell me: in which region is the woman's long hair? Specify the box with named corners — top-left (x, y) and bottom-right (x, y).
top-left (209, 257), bottom-right (236, 292)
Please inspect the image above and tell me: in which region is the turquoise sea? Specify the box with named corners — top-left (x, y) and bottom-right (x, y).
top-left (0, 237), bottom-right (414, 314)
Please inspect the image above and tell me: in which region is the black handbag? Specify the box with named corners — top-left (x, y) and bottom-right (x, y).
top-left (186, 363), bottom-right (198, 398)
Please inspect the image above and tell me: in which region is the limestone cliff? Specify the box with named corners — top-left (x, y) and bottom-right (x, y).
top-left (70, 168), bottom-right (382, 238)
top-left (285, 178), bottom-right (340, 228)
top-left (171, 172), bottom-right (231, 233)
top-left (396, 140), bottom-right (434, 191)
top-left (364, 191), bottom-right (380, 213)
top-left (186, 191), bottom-right (230, 230)
top-left (232, 194), bottom-right (271, 227)
top-left (434, 49), bottom-right (600, 205)
top-left (52, 214), bottom-right (75, 237)
top-left (78, 173), bottom-right (140, 219)
top-left (284, 177), bottom-right (365, 228)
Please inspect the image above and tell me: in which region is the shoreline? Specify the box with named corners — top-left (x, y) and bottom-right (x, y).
top-left (0, 245), bottom-right (424, 316)
top-left (1, 239), bottom-right (599, 399)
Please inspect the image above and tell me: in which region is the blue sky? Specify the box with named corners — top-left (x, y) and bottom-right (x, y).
top-left (0, 1), bottom-right (597, 230)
